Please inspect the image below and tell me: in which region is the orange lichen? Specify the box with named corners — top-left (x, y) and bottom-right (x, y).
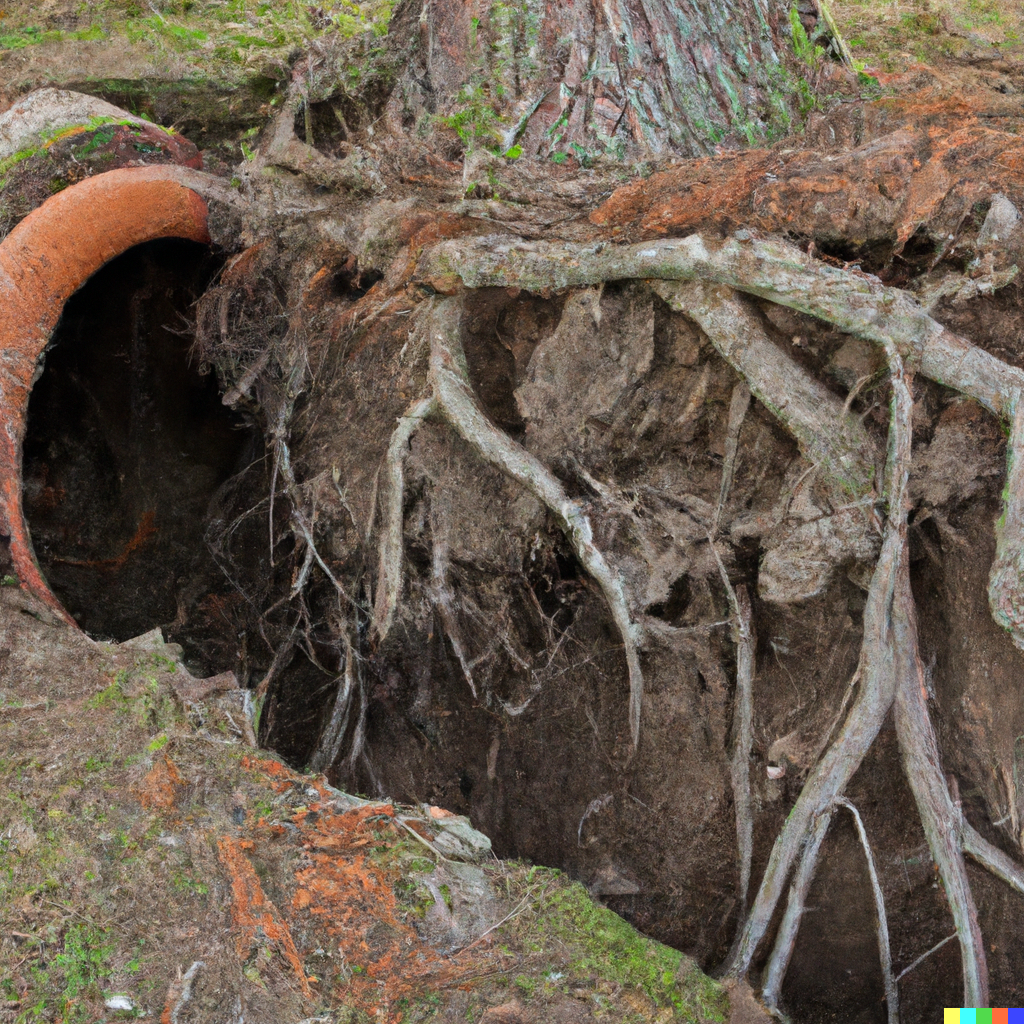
top-left (284, 802), bottom-right (469, 1016)
top-left (218, 759), bottom-right (485, 1020)
top-left (216, 835), bottom-right (313, 999)
top-left (134, 755), bottom-right (183, 810)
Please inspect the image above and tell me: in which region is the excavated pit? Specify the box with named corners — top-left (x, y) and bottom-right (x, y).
top-left (245, 278), bottom-right (1024, 1022)
top-left (22, 238), bottom-right (264, 670)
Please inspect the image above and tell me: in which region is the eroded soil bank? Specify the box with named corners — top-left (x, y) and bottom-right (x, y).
top-left (2, 2), bottom-right (1024, 1021)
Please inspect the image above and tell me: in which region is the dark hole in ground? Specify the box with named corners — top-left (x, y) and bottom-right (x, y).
top-left (22, 238), bottom-right (264, 672)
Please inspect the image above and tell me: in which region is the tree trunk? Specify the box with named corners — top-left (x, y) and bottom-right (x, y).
top-left (312, 0), bottom-right (839, 160)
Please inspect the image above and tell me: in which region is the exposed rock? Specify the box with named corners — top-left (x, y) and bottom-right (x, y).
top-left (0, 87), bottom-right (167, 160)
top-left (977, 193), bottom-right (1022, 248)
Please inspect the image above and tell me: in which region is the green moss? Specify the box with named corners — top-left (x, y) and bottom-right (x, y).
top-left (0, 147), bottom-right (40, 190)
top-left (522, 869), bottom-right (728, 1020)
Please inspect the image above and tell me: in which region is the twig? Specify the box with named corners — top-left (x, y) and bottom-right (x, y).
top-left (40, 899), bottom-right (108, 928)
top-left (458, 894), bottom-right (534, 952)
top-left (895, 933), bottom-right (956, 983)
top-left (168, 960), bottom-right (204, 1024)
top-left (394, 817), bottom-right (452, 862)
top-left (834, 797), bottom-right (898, 1024)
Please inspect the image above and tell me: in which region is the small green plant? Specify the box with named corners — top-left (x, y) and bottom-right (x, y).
top-left (88, 670), bottom-right (128, 710)
top-left (146, 733), bottom-right (169, 753)
top-left (53, 922), bottom-right (115, 1022)
top-left (437, 81), bottom-right (504, 151)
top-left (790, 6), bottom-right (826, 64)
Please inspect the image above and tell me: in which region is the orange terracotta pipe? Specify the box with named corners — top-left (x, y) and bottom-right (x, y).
top-left (0, 166), bottom-right (211, 625)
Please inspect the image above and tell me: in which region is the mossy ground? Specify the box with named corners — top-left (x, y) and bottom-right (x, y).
top-left (0, 588), bottom-right (726, 1023)
top-left (831, 0), bottom-right (1024, 74)
top-left (0, 0), bottom-right (392, 76)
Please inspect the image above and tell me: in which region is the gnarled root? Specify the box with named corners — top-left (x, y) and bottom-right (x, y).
top-left (422, 232), bottom-right (1024, 423)
top-left (403, 232), bottom-right (1024, 1010)
top-left (655, 279), bottom-right (881, 603)
top-left (721, 361), bottom-right (906, 978)
top-left (371, 396), bottom-right (436, 642)
top-left (424, 296), bottom-right (646, 747)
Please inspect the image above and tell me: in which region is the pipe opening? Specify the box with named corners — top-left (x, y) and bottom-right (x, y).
top-left (22, 238), bottom-right (264, 670)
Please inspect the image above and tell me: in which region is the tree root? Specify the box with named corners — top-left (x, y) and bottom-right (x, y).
top-left (729, 583), bottom-right (756, 913)
top-left (422, 231), bottom-right (1024, 423)
top-left (761, 809), bottom-right (832, 1019)
top-left (424, 296), bottom-right (645, 747)
top-left (710, 536), bottom-right (756, 912)
top-left (308, 631), bottom-right (358, 773)
top-left (988, 388), bottom-right (1024, 651)
top-left (403, 233), bottom-right (1024, 1008)
top-left (714, 380), bottom-right (752, 540)
top-left (893, 605), bottom-right (988, 1006)
top-left (835, 797), bottom-right (899, 1024)
top-left (371, 396), bottom-right (436, 642)
top-left (721, 455), bottom-right (901, 980)
top-left (652, 280), bottom-right (879, 501)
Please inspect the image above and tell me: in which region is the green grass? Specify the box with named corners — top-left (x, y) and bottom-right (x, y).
top-left (831, 0), bottom-right (1024, 73)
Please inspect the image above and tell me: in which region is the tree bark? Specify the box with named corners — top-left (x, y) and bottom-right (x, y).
top-left (392, 0), bottom-right (809, 158)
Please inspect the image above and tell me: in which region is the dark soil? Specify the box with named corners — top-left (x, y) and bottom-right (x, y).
top-left (22, 238), bottom-right (264, 672)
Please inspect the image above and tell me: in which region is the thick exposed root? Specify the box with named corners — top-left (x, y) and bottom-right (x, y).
top-left (722, 488), bottom-right (900, 979)
top-left (722, 319), bottom-right (914, 981)
top-left (761, 810), bottom-right (832, 1018)
top-left (989, 389), bottom-right (1024, 651)
top-left (894, 624), bottom-right (988, 1005)
top-left (962, 825), bottom-right (1024, 897)
top-left (422, 232), bottom-right (1024, 422)
top-left (881, 336), bottom-right (988, 1005)
top-left (424, 296), bottom-right (646, 747)
top-left (653, 280), bottom-right (879, 500)
top-left (658, 279), bottom-right (881, 602)
top-left (371, 396), bottom-right (436, 642)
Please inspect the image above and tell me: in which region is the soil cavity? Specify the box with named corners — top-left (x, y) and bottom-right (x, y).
top-left (23, 239), bottom-right (260, 664)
